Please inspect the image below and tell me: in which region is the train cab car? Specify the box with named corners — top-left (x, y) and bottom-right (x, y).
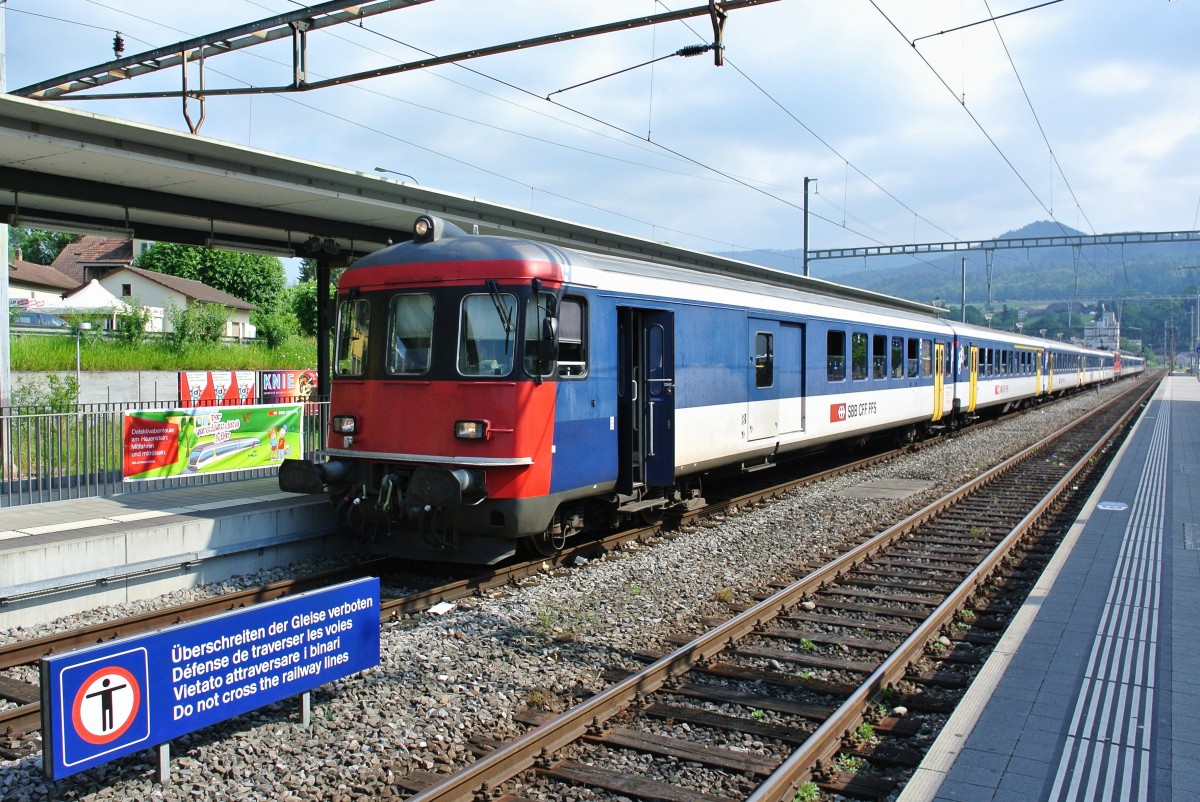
top-left (282, 216), bottom-right (962, 563)
top-left (282, 216), bottom-right (1131, 564)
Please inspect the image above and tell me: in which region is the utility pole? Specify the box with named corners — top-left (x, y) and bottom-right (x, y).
top-left (802, 177), bottom-right (815, 277)
top-left (960, 258), bottom-right (967, 323)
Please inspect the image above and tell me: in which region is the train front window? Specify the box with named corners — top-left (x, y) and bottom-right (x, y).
top-left (524, 291), bottom-right (558, 378)
top-left (334, 298), bottom-right (370, 376)
top-left (459, 292), bottom-right (517, 376)
top-left (387, 293), bottom-right (434, 375)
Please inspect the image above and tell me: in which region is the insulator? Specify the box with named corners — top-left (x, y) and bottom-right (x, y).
top-left (676, 44), bottom-right (712, 58)
top-left (113, 32), bottom-right (125, 57)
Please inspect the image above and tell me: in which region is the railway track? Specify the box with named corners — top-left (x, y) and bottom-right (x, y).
top-left (394, 374), bottom-right (1158, 801)
top-left (0, 379), bottom-right (1151, 779)
top-left (0, 399), bottom-right (975, 746)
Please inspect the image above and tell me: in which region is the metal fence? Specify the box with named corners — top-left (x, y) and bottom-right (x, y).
top-left (0, 398), bottom-right (328, 508)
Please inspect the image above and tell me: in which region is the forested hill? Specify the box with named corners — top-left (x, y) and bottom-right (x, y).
top-left (724, 221), bottom-right (1199, 307)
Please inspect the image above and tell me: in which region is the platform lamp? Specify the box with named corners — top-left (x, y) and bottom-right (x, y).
top-left (374, 167), bottom-right (419, 184)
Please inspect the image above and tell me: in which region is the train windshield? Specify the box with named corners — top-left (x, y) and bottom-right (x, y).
top-left (334, 298), bottom-right (370, 376)
top-left (459, 292), bottom-right (517, 376)
top-left (524, 291), bottom-right (558, 377)
top-left (387, 293), bottom-right (434, 375)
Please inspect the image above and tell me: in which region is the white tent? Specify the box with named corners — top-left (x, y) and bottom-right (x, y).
top-left (40, 279), bottom-right (124, 313)
top-left (39, 279), bottom-right (165, 331)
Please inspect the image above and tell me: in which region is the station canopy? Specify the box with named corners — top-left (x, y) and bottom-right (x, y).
top-left (0, 94), bottom-right (937, 315)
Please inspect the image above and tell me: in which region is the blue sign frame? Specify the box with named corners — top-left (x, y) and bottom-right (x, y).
top-left (42, 577), bottom-right (380, 780)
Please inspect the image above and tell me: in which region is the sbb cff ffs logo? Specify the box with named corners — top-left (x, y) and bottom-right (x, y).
top-left (830, 401), bottom-right (879, 423)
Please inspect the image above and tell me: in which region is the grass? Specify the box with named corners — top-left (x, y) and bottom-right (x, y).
top-left (11, 332), bottom-right (317, 372)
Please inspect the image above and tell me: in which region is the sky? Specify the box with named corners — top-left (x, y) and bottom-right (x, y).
top-left (3, 0), bottom-right (1199, 271)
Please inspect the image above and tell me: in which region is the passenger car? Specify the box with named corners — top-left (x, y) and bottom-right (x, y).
top-left (13, 311), bottom-right (70, 329)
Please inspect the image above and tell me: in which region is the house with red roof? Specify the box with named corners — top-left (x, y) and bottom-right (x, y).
top-left (8, 249), bottom-right (77, 306)
top-left (45, 236), bottom-right (258, 338)
top-left (97, 266), bottom-right (257, 339)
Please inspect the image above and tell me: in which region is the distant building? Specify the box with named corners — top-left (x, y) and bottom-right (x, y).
top-left (8, 249), bottom-right (77, 305)
top-left (48, 236), bottom-right (139, 284)
top-left (97, 266), bottom-right (257, 339)
top-left (1084, 306), bottom-right (1121, 351)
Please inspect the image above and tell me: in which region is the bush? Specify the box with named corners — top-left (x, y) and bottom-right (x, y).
top-left (113, 300), bottom-right (153, 345)
top-left (252, 307), bottom-right (298, 349)
top-left (167, 301), bottom-right (228, 348)
top-left (11, 373), bottom-right (80, 412)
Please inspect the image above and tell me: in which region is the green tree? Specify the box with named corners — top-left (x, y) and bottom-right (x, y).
top-left (289, 279), bottom-right (335, 337)
top-left (134, 242), bottom-right (286, 312)
top-left (8, 228), bottom-right (75, 265)
top-left (298, 258), bottom-right (345, 285)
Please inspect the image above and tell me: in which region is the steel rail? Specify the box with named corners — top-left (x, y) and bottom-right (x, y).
top-left (746, 376), bottom-right (1159, 800)
top-left (403, 376), bottom-right (1157, 801)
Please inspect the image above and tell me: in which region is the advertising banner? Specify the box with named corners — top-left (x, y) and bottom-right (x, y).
top-left (122, 404), bottom-right (302, 481)
top-left (178, 370), bottom-right (257, 406)
top-left (260, 369), bottom-right (318, 404)
top-left (42, 577), bottom-right (381, 780)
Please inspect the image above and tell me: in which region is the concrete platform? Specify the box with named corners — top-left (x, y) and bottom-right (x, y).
top-left (0, 478), bottom-right (337, 629)
top-left (899, 374), bottom-right (1196, 802)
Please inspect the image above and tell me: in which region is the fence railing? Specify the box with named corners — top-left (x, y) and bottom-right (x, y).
top-left (0, 398), bottom-right (328, 508)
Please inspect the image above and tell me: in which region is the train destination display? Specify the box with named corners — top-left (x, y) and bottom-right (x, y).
top-left (41, 577), bottom-right (380, 781)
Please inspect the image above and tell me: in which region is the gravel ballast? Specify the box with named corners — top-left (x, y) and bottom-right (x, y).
top-left (0, 384), bottom-right (1137, 801)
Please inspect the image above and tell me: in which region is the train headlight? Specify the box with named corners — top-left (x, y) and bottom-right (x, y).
top-left (455, 420), bottom-right (489, 440)
top-left (332, 415), bottom-right (357, 434)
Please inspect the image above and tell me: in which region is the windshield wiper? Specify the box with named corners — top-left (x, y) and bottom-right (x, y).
top-left (486, 279), bottom-right (514, 354)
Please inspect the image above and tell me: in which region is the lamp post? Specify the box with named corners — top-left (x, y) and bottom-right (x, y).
top-left (374, 166), bottom-right (419, 184)
top-left (74, 322), bottom-right (91, 387)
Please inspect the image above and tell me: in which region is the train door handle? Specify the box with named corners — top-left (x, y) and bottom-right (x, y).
top-left (647, 400), bottom-right (656, 457)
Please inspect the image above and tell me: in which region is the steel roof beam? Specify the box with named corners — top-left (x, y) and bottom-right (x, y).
top-left (13, 1), bottom-right (430, 100)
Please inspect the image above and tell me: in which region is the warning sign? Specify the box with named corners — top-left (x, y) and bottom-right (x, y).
top-left (41, 578), bottom-right (379, 780)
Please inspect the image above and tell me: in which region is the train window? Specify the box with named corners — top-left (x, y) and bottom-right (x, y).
top-left (556, 297), bottom-right (588, 379)
top-left (756, 332), bottom-right (774, 388)
top-left (459, 292), bottom-right (517, 376)
top-left (334, 298), bottom-right (371, 377)
top-left (906, 338), bottom-right (919, 378)
top-left (851, 333), bottom-right (868, 380)
top-left (873, 334), bottom-right (888, 379)
top-left (891, 337), bottom-right (903, 378)
top-left (943, 342), bottom-right (952, 376)
top-left (827, 330), bottom-right (846, 381)
top-left (386, 294), bottom-right (434, 375)
top-left (920, 339), bottom-right (932, 377)
top-left (524, 291), bottom-right (558, 378)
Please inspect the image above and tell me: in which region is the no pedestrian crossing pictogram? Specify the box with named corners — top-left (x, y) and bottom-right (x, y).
top-left (50, 647), bottom-right (151, 774)
top-left (72, 666), bottom-right (141, 745)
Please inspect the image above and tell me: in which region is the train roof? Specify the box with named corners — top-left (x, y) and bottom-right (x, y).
top-left (351, 230), bottom-right (946, 319)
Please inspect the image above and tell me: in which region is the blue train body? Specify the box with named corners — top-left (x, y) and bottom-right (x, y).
top-left (280, 217), bottom-right (1144, 563)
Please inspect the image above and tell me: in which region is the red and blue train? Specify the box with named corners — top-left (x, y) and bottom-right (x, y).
top-left (280, 215), bottom-right (1145, 563)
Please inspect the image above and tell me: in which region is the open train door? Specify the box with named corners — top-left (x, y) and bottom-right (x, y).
top-left (617, 307), bottom-right (676, 496)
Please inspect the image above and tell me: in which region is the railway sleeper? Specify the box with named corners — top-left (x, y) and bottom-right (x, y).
top-left (538, 759), bottom-right (742, 802)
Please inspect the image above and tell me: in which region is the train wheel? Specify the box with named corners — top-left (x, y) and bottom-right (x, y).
top-left (521, 525), bottom-right (568, 558)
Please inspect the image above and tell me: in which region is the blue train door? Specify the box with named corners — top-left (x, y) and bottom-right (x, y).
top-left (617, 307), bottom-right (676, 494)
